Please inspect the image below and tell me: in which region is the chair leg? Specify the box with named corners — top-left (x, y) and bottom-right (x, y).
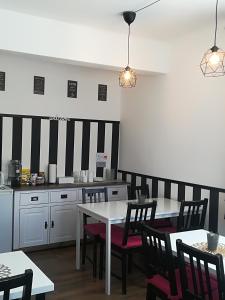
top-left (122, 253), bottom-right (127, 294)
top-left (93, 238), bottom-right (97, 278)
top-left (82, 232), bottom-right (87, 265)
top-left (128, 253), bottom-right (133, 274)
top-left (146, 284), bottom-right (156, 300)
top-left (99, 241), bottom-right (104, 280)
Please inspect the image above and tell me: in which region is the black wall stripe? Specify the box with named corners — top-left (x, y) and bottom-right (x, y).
top-left (131, 174), bottom-right (137, 199)
top-left (122, 171), bottom-right (127, 182)
top-left (49, 120), bottom-right (59, 164)
top-left (152, 179), bottom-right (158, 198)
top-left (209, 189), bottom-right (219, 233)
top-left (96, 121), bottom-right (105, 177)
top-left (81, 121), bottom-right (90, 170)
top-left (111, 122), bottom-right (119, 177)
top-left (178, 183), bottom-right (185, 202)
top-left (0, 117), bottom-right (2, 171)
top-left (30, 117), bottom-right (41, 173)
top-left (65, 121), bottom-right (75, 176)
top-left (164, 180), bottom-right (171, 199)
top-left (192, 187), bottom-right (201, 201)
top-left (12, 117), bottom-right (23, 161)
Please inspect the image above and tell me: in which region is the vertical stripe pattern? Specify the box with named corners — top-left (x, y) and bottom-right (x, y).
top-left (111, 122), bottom-right (119, 176)
top-left (81, 121), bottom-right (90, 170)
top-left (65, 121), bottom-right (75, 176)
top-left (96, 121), bottom-right (105, 177)
top-left (30, 117), bottom-right (41, 173)
top-left (49, 120), bottom-right (59, 165)
top-left (12, 117), bottom-right (23, 161)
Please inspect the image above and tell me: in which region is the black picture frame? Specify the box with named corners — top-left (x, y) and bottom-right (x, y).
top-left (98, 84), bottom-right (107, 101)
top-left (34, 76), bottom-right (45, 95)
top-left (0, 71), bottom-right (5, 91)
top-left (67, 80), bottom-right (77, 98)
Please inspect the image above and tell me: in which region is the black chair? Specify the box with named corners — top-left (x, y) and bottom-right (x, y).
top-left (0, 269), bottom-right (33, 300)
top-left (161, 198), bottom-right (208, 233)
top-left (176, 239), bottom-right (225, 300)
top-left (142, 224), bottom-right (181, 300)
top-left (82, 187), bottom-right (108, 277)
top-left (99, 201), bottom-right (157, 294)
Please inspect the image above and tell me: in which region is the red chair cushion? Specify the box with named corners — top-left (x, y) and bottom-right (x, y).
top-left (157, 226), bottom-right (177, 234)
top-left (147, 266), bottom-right (218, 300)
top-left (100, 225), bottom-right (142, 249)
top-left (149, 218), bottom-right (172, 229)
top-left (84, 223), bottom-right (106, 236)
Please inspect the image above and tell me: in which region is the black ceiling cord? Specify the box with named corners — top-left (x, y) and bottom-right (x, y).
top-left (134, 0), bottom-right (161, 13)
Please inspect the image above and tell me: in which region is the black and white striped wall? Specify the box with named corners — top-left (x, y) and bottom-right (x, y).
top-left (0, 113), bottom-right (119, 179)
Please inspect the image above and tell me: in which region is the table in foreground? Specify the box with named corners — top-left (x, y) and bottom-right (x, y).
top-left (0, 251), bottom-right (54, 300)
top-left (170, 229), bottom-right (225, 273)
top-left (76, 198), bottom-right (181, 295)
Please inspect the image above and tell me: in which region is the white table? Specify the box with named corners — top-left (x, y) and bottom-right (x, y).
top-left (0, 251), bottom-right (54, 300)
top-left (76, 198), bottom-right (181, 295)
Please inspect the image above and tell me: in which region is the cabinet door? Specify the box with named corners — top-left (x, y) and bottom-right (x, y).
top-left (50, 204), bottom-right (76, 243)
top-left (19, 207), bottom-right (49, 248)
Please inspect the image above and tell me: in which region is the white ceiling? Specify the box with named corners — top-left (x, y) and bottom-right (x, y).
top-left (0, 0), bottom-right (224, 41)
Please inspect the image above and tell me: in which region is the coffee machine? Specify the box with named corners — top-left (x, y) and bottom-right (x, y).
top-left (8, 160), bottom-right (21, 187)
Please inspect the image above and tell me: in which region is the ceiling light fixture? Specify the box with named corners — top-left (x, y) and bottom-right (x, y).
top-left (200, 0), bottom-right (225, 77)
top-left (119, 0), bottom-right (161, 88)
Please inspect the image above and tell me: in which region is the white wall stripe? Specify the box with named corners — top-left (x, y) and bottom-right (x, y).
top-left (89, 122), bottom-right (98, 177)
top-left (39, 119), bottom-right (50, 177)
top-left (21, 118), bottom-right (32, 170)
top-left (57, 120), bottom-right (67, 177)
top-left (185, 186), bottom-right (193, 201)
top-left (104, 123), bottom-right (112, 170)
top-left (158, 181), bottom-right (165, 197)
top-left (171, 183), bottom-right (178, 200)
top-left (73, 121), bottom-right (83, 173)
top-left (2, 117), bottom-right (13, 180)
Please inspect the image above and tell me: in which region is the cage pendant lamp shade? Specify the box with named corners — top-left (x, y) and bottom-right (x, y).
top-left (119, 66), bottom-right (137, 88)
top-left (200, 46), bottom-right (225, 77)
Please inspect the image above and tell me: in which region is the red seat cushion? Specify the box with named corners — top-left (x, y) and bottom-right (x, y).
top-left (84, 223), bottom-right (106, 236)
top-left (147, 265), bottom-right (218, 299)
top-left (100, 225), bottom-right (142, 249)
top-left (158, 226), bottom-right (177, 234)
top-left (149, 218), bottom-right (172, 229)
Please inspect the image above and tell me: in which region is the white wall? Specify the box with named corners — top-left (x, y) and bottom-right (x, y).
top-left (0, 51), bottom-right (120, 120)
top-left (120, 25), bottom-right (225, 189)
top-left (0, 9), bottom-right (171, 74)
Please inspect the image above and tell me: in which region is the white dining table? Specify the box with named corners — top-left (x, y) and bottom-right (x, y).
top-left (75, 197), bottom-right (181, 295)
top-left (0, 251), bottom-right (54, 300)
top-left (170, 229), bottom-right (225, 272)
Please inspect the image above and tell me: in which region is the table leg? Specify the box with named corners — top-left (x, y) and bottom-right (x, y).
top-left (76, 208), bottom-right (81, 270)
top-left (36, 293), bottom-right (45, 300)
top-left (105, 220), bottom-right (111, 295)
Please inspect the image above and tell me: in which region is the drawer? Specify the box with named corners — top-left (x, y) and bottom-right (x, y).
top-left (50, 190), bottom-right (77, 203)
top-left (20, 192), bottom-right (49, 206)
top-left (108, 186), bottom-right (127, 201)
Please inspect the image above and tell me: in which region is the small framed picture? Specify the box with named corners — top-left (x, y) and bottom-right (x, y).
top-left (98, 84), bottom-right (107, 101)
top-left (0, 71), bottom-right (5, 91)
top-left (67, 80), bottom-right (77, 98)
top-left (34, 76), bottom-right (45, 95)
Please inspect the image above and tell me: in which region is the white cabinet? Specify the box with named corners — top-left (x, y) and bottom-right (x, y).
top-left (50, 204), bottom-right (76, 243)
top-left (19, 206), bottom-right (49, 248)
top-left (13, 183), bottom-right (128, 250)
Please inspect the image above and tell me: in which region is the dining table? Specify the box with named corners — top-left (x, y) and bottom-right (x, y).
top-left (75, 197), bottom-right (181, 295)
top-left (0, 250), bottom-right (54, 299)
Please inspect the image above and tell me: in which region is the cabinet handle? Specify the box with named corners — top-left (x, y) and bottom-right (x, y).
top-left (44, 221), bottom-right (48, 229)
top-left (61, 194), bottom-right (68, 199)
top-left (31, 196), bottom-right (39, 201)
top-left (51, 221), bottom-right (55, 228)
top-left (112, 191), bottom-right (118, 195)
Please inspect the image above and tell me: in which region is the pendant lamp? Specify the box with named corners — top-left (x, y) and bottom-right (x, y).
top-left (119, 11), bottom-right (137, 88)
top-left (200, 0), bottom-right (225, 77)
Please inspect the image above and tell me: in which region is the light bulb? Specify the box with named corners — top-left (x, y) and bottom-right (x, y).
top-left (209, 52), bottom-right (220, 65)
top-left (124, 70), bottom-right (131, 80)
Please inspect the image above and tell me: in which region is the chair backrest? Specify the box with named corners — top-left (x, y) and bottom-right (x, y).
top-left (134, 185), bottom-right (150, 199)
top-left (122, 200), bottom-right (157, 246)
top-left (0, 269), bottom-right (33, 300)
top-left (176, 239), bottom-right (225, 300)
top-left (177, 198), bottom-right (208, 232)
top-left (82, 187), bottom-right (108, 204)
top-left (142, 224), bottom-right (178, 296)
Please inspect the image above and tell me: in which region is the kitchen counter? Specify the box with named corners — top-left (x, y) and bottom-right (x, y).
top-left (12, 180), bottom-right (128, 192)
